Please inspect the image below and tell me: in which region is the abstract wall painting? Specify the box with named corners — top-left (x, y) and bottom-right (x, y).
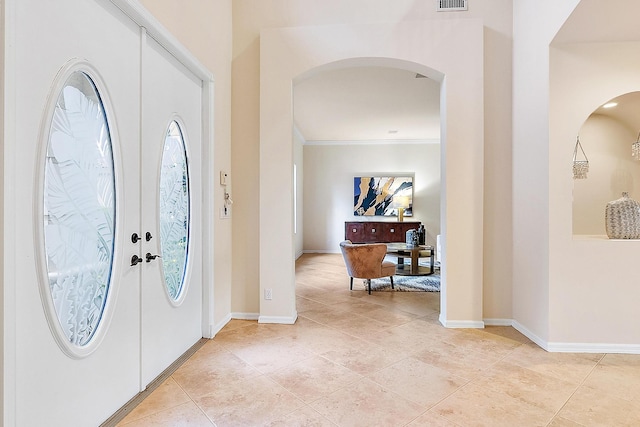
top-left (353, 176), bottom-right (413, 217)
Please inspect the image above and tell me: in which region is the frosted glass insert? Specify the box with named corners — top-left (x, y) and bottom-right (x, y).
top-left (159, 121), bottom-right (190, 300)
top-left (43, 71), bottom-right (116, 347)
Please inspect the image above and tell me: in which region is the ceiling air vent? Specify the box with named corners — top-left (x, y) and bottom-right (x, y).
top-left (437, 0), bottom-right (468, 12)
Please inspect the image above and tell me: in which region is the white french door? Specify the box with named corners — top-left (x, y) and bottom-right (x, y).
top-left (139, 33), bottom-right (203, 387)
top-left (7, 1), bottom-right (206, 425)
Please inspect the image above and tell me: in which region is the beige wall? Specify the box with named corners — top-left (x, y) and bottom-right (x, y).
top-left (515, 0), bottom-right (640, 350)
top-left (512, 0), bottom-right (580, 344)
top-left (233, 0), bottom-right (514, 324)
top-left (302, 143), bottom-right (440, 252)
top-left (140, 0), bottom-right (234, 330)
top-left (549, 40), bottom-right (640, 348)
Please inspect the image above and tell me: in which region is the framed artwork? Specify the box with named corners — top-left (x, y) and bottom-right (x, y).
top-left (353, 176), bottom-right (413, 217)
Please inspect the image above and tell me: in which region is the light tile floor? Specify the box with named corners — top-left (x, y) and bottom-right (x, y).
top-left (118, 253), bottom-right (640, 426)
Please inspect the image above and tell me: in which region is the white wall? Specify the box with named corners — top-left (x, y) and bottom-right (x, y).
top-left (573, 115), bottom-right (640, 235)
top-left (303, 142), bottom-right (440, 253)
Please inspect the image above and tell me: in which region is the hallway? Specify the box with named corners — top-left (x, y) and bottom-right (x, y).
top-left (116, 254), bottom-right (640, 426)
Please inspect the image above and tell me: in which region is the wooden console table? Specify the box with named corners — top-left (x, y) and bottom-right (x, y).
top-left (345, 221), bottom-right (421, 243)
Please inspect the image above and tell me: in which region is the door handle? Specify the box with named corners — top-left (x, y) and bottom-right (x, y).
top-left (145, 252), bottom-right (161, 263)
top-left (131, 255), bottom-right (143, 266)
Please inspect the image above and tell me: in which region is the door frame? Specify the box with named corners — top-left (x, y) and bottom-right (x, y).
top-left (1, 0), bottom-right (215, 424)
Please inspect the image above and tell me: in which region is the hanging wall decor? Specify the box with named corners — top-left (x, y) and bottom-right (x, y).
top-left (572, 136), bottom-right (589, 179)
top-left (632, 131), bottom-right (640, 160)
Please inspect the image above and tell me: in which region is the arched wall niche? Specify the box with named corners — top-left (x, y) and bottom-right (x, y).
top-left (573, 92), bottom-right (640, 236)
top-left (548, 0), bottom-right (640, 348)
top-left (259, 19), bottom-right (485, 327)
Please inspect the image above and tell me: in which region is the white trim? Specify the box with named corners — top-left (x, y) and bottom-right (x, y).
top-left (439, 317), bottom-right (485, 329)
top-left (258, 313), bottom-right (298, 324)
top-left (232, 312), bottom-right (260, 321)
top-left (109, 0), bottom-right (212, 82)
top-left (303, 139), bottom-right (440, 146)
top-left (201, 78), bottom-right (215, 339)
top-left (547, 342), bottom-right (640, 354)
top-left (483, 318), bottom-right (513, 326)
top-left (512, 320), bottom-right (549, 350)
top-left (303, 249), bottom-right (340, 254)
top-left (3, 0), bottom-right (18, 424)
top-left (207, 313), bottom-right (231, 338)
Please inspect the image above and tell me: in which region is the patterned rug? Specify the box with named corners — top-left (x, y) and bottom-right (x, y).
top-left (364, 273), bottom-right (440, 292)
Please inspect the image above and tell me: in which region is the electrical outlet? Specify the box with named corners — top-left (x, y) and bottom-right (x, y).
top-left (264, 288), bottom-right (273, 300)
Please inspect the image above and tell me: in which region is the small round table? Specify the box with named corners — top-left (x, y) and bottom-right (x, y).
top-left (385, 243), bottom-right (434, 276)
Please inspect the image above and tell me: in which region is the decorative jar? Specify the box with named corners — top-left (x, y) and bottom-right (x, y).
top-left (605, 192), bottom-right (640, 239)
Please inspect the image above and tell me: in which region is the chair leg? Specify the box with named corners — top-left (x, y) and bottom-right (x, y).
top-left (390, 276), bottom-right (394, 289)
top-left (367, 279), bottom-right (371, 294)
top-left (350, 277), bottom-right (353, 290)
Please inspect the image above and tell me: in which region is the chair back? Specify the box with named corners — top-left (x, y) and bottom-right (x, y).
top-left (339, 240), bottom-right (388, 279)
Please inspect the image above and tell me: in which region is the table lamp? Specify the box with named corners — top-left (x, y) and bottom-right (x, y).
top-left (393, 195), bottom-right (410, 222)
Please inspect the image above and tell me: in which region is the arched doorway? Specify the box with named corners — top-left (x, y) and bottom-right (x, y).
top-left (258, 20), bottom-right (485, 328)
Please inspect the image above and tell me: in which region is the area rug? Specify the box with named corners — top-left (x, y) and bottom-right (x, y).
top-left (364, 273), bottom-right (440, 292)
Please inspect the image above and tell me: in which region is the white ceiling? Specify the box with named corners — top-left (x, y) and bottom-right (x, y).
top-left (293, 66), bottom-right (441, 142)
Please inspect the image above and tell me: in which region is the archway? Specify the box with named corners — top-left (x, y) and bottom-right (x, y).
top-left (258, 20), bottom-right (485, 327)
top-left (292, 59), bottom-right (443, 308)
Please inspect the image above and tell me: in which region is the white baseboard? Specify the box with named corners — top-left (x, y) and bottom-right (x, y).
top-left (232, 312), bottom-right (299, 325)
top-left (302, 249), bottom-right (340, 254)
top-left (231, 312), bottom-right (259, 321)
top-left (439, 314), bottom-right (484, 329)
top-left (483, 318), bottom-right (513, 326)
top-left (206, 313), bottom-right (231, 338)
top-left (258, 312), bottom-right (298, 324)
top-left (546, 342), bottom-right (640, 354)
top-left (512, 320), bottom-right (549, 350)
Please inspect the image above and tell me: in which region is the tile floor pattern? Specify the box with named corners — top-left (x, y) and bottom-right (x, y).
top-left (118, 254), bottom-right (640, 427)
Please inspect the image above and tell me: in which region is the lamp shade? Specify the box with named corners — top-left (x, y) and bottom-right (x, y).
top-left (393, 195), bottom-right (410, 209)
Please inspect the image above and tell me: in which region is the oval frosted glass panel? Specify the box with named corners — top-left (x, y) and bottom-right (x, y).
top-left (43, 71), bottom-right (116, 347)
top-left (159, 121), bottom-right (190, 300)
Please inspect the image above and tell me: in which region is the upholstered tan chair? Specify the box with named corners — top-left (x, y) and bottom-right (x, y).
top-left (339, 240), bottom-right (396, 294)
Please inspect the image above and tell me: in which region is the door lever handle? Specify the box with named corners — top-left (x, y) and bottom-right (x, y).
top-left (131, 255), bottom-right (143, 266)
top-left (145, 252), bottom-right (161, 263)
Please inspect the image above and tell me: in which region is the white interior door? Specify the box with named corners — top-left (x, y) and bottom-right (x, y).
top-left (11, 1), bottom-right (142, 426)
top-left (8, 1), bottom-right (206, 425)
top-left (140, 34), bottom-right (203, 387)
